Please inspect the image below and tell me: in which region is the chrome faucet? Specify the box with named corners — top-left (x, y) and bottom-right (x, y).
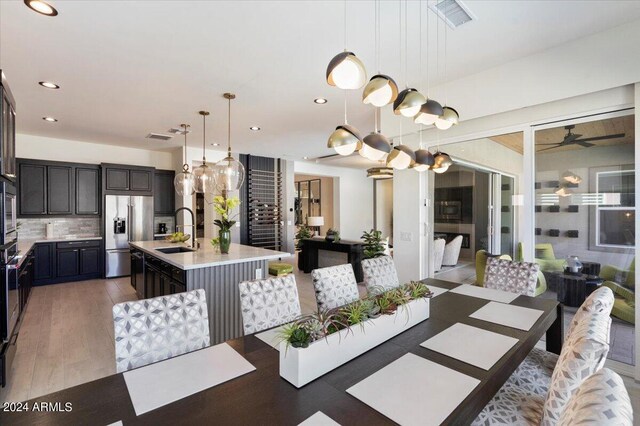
top-left (174, 207), bottom-right (199, 249)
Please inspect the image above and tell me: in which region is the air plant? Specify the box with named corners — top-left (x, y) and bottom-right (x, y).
top-left (278, 323), bottom-right (311, 349)
top-left (340, 300), bottom-right (370, 327)
top-left (405, 281), bottom-right (432, 299)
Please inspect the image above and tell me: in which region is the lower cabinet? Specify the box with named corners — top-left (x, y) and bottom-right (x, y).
top-left (33, 240), bottom-right (102, 285)
top-left (143, 256), bottom-right (185, 299)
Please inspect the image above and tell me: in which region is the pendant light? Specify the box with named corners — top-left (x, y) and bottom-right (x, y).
top-left (193, 111), bottom-right (216, 194)
top-left (432, 151), bottom-right (453, 174)
top-left (360, 109), bottom-right (391, 161)
top-left (367, 167), bottom-right (393, 180)
top-left (213, 93), bottom-right (246, 193)
top-left (414, 2), bottom-right (443, 126)
top-left (326, 1), bottom-right (367, 90)
top-left (328, 91), bottom-right (362, 155)
top-left (362, 1), bottom-right (397, 107)
top-left (434, 4), bottom-right (460, 130)
top-left (387, 143), bottom-right (416, 170)
top-left (173, 124), bottom-right (196, 195)
top-left (393, 0), bottom-right (426, 117)
top-left (413, 148), bottom-right (435, 171)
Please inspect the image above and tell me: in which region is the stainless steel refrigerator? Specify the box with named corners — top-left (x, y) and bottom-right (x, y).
top-left (104, 195), bottom-right (153, 277)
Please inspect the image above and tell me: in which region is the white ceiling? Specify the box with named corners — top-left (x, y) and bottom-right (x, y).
top-left (2, 0), bottom-right (640, 163)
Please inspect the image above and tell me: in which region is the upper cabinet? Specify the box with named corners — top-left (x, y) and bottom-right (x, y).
top-left (154, 169), bottom-right (175, 215)
top-left (0, 70), bottom-right (16, 181)
top-left (102, 164), bottom-right (154, 195)
top-left (17, 159), bottom-right (100, 217)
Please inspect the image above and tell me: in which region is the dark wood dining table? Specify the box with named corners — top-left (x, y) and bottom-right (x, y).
top-left (0, 279), bottom-right (563, 426)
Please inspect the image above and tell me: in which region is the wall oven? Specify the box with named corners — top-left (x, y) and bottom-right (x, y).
top-left (435, 201), bottom-right (462, 222)
top-left (1, 182), bottom-right (16, 247)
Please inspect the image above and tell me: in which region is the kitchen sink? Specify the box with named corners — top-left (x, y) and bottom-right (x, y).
top-left (155, 246), bottom-right (197, 254)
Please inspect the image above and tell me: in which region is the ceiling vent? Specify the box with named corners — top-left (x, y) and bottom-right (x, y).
top-left (145, 133), bottom-right (173, 141)
top-left (167, 127), bottom-right (191, 135)
top-left (430, 0), bottom-right (475, 29)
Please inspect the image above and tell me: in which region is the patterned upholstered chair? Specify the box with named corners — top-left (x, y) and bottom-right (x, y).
top-left (433, 238), bottom-right (445, 272)
top-left (483, 257), bottom-right (540, 297)
top-left (473, 310), bottom-right (611, 425)
top-left (311, 264), bottom-right (360, 310)
top-left (362, 255), bottom-right (400, 293)
top-left (238, 275), bottom-right (302, 334)
top-left (558, 368), bottom-right (633, 426)
top-left (112, 289), bottom-right (210, 373)
top-left (508, 287), bottom-right (614, 396)
top-left (442, 235), bottom-right (463, 266)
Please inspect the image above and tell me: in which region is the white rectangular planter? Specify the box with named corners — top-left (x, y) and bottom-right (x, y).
top-left (279, 298), bottom-right (430, 388)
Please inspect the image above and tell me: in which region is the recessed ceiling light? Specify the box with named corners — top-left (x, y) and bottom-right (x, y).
top-left (211, 143), bottom-right (220, 147)
top-left (43, 116), bottom-right (58, 122)
top-left (303, 156), bottom-right (309, 160)
top-left (24, 0), bottom-right (58, 16)
top-left (38, 81), bottom-right (60, 89)
top-left (314, 98), bottom-right (328, 104)
top-left (249, 126), bottom-right (261, 131)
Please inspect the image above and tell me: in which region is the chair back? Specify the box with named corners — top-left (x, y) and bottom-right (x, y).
top-left (238, 275), bottom-right (301, 334)
top-left (362, 255), bottom-right (400, 293)
top-left (442, 235), bottom-right (463, 266)
top-left (541, 311), bottom-right (611, 425)
top-left (475, 250), bottom-right (512, 286)
top-left (558, 368), bottom-right (633, 426)
top-left (433, 239), bottom-right (445, 272)
top-left (483, 258), bottom-right (540, 296)
top-left (567, 286), bottom-right (614, 339)
top-left (112, 289), bottom-right (210, 373)
top-left (311, 264), bottom-right (360, 310)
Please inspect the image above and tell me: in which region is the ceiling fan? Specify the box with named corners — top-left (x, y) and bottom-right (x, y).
top-left (537, 125), bottom-right (625, 152)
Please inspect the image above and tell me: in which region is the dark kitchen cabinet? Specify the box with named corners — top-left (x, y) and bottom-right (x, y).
top-left (76, 167), bottom-right (100, 215)
top-left (79, 246), bottom-right (100, 275)
top-left (143, 255), bottom-right (185, 298)
top-left (154, 170), bottom-right (175, 215)
top-left (57, 249), bottom-right (80, 277)
top-left (47, 165), bottom-right (73, 215)
top-left (33, 243), bottom-right (55, 281)
top-left (18, 163), bottom-right (47, 215)
top-left (1, 70), bottom-right (16, 181)
top-left (17, 159), bottom-right (101, 217)
top-left (103, 164), bottom-right (154, 195)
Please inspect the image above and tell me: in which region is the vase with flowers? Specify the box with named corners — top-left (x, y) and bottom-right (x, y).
top-left (212, 195), bottom-right (241, 254)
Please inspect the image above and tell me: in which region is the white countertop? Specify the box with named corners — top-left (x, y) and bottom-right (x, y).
top-left (129, 240), bottom-right (291, 270)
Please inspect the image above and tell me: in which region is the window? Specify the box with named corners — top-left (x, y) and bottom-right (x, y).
top-left (595, 169), bottom-right (635, 248)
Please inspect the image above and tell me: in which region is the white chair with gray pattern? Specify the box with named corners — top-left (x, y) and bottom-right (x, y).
top-left (362, 255), bottom-right (400, 293)
top-left (483, 257), bottom-right (540, 297)
top-left (472, 309), bottom-right (611, 425)
top-left (238, 275), bottom-right (302, 334)
top-left (311, 264), bottom-right (360, 311)
top-left (112, 289), bottom-right (210, 373)
top-left (558, 368), bottom-right (633, 426)
top-left (508, 286), bottom-right (614, 396)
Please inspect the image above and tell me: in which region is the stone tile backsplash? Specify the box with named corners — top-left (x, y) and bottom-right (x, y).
top-left (18, 218), bottom-right (101, 239)
top-left (154, 216), bottom-right (175, 234)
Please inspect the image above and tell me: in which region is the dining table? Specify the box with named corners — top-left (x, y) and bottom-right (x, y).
top-left (0, 278), bottom-right (563, 426)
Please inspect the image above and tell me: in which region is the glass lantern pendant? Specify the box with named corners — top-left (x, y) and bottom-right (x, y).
top-left (214, 93), bottom-right (246, 192)
top-left (174, 123), bottom-right (196, 196)
top-left (194, 111), bottom-right (216, 194)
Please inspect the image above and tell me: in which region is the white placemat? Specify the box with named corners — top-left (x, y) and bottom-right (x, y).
top-left (426, 285), bottom-right (449, 298)
top-left (298, 411), bottom-right (341, 426)
top-left (420, 323), bottom-right (519, 370)
top-left (347, 353), bottom-right (480, 426)
top-left (124, 343), bottom-right (256, 415)
top-left (449, 284), bottom-right (520, 303)
top-left (255, 325), bottom-right (286, 350)
top-left (470, 301), bottom-right (544, 331)
top-left (107, 422), bottom-right (123, 426)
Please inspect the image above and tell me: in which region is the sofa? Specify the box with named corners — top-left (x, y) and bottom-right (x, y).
top-left (481, 248), bottom-right (547, 296)
top-left (601, 258), bottom-right (635, 324)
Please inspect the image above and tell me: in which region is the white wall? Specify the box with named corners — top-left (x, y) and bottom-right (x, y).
top-left (293, 161), bottom-right (373, 241)
top-left (16, 133), bottom-right (176, 169)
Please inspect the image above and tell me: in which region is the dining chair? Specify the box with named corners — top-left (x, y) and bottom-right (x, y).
top-left (311, 264), bottom-right (360, 310)
top-left (112, 289), bottom-right (210, 373)
top-left (558, 368), bottom-right (633, 426)
top-left (472, 309), bottom-right (611, 425)
top-left (361, 255), bottom-right (400, 293)
top-left (483, 257), bottom-right (540, 297)
top-left (238, 275), bottom-right (302, 334)
top-left (508, 287), bottom-right (614, 395)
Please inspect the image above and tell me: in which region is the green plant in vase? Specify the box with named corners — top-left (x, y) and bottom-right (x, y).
top-left (361, 229), bottom-right (385, 259)
top-left (212, 195), bottom-right (241, 254)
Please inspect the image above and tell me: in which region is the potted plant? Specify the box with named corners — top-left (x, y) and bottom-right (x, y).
top-left (325, 228), bottom-right (340, 243)
top-left (279, 281), bottom-right (433, 388)
top-left (361, 229), bottom-right (385, 259)
top-left (212, 195), bottom-right (241, 254)
top-left (295, 225), bottom-right (312, 270)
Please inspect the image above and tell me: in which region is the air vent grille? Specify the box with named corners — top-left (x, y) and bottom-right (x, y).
top-left (430, 0), bottom-right (475, 29)
top-left (146, 133), bottom-right (173, 141)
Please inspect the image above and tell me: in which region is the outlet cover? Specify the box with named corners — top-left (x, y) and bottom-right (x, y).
top-left (255, 268), bottom-right (263, 280)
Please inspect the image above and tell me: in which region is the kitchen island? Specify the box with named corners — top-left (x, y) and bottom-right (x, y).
top-left (129, 240), bottom-right (290, 344)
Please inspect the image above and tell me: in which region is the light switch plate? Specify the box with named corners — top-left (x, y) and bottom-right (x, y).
top-left (400, 232), bottom-right (412, 242)
top-left (255, 268), bottom-right (263, 280)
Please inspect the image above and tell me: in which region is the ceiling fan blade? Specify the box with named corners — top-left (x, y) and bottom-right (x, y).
top-left (563, 133), bottom-right (581, 144)
top-left (575, 141), bottom-right (594, 148)
top-left (537, 145), bottom-right (563, 152)
top-left (537, 143), bottom-right (564, 146)
top-left (574, 133), bottom-right (625, 143)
